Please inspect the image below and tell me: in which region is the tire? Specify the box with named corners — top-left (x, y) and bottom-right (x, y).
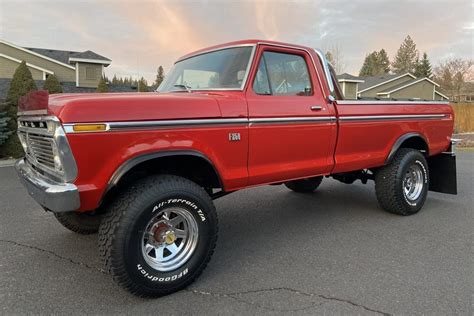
top-left (98, 175), bottom-right (218, 297)
top-left (54, 211), bottom-right (101, 235)
top-left (285, 176), bottom-right (323, 193)
top-left (375, 148), bottom-right (429, 216)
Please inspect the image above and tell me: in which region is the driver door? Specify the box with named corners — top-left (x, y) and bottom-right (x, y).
top-left (246, 45), bottom-right (337, 185)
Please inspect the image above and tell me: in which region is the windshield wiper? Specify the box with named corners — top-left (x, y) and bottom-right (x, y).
top-left (173, 84), bottom-right (192, 93)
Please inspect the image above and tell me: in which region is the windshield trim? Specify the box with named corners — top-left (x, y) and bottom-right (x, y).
top-left (161, 44), bottom-right (256, 92)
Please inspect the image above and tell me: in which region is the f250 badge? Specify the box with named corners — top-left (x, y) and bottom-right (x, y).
top-left (229, 133), bottom-right (241, 141)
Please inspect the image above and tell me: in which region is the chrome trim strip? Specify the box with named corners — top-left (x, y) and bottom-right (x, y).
top-left (337, 100), bottom-right (450, 105)
top-left (339, 114), bottom-right (447, 121)
top-left (313, 48), bottom-right (336, 98)
top-left (249, 116), bottom-right (336, 124)
top-left (64, 116), bottom-right (338, 133)
top-left (64, 118), bottom-right (249, 133)
top-left (65, 114), bottom-right (446, 133)
top-left (18, 109), bottom-right (48, 116)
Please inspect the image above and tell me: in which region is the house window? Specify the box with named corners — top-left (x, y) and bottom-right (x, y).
top-left (85, 66), bottom-right (98, 80)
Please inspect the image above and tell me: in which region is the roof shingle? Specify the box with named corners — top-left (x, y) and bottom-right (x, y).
top-left (24, 47), bottom-right (110, 64)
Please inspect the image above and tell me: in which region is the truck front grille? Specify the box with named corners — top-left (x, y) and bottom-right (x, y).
top-left (25, 133), bottom-right (56, 170)
top-left (18, 119), bottom-right (58, 174)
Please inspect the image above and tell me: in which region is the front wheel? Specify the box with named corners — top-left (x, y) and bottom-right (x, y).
top-left (375, 148), bottom-right (429, 215)
top-left (98, 175), bottom-right (218, 297)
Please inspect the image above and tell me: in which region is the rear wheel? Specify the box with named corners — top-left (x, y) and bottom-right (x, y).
top-left (54, 211), bottom-right (101, 235)
top-left (285, 176), bottom-right (323, 193)
top-left (375, 148), bottom-right (429, 215)
top-left (98, 175), bottom-right (218, 297)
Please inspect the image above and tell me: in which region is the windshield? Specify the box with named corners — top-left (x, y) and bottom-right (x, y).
top-left (158, 46), bottom-right (254, 92)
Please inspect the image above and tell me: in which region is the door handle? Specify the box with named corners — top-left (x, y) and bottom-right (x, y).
top-left (310, 105), bottom-right (323, 111)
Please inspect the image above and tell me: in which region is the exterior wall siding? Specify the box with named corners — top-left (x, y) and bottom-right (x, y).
top-left (0, 56), bottom-right (43, 80)
top-left (77, 62), bottom-right (102, 88)
top-left (0, 43), bottom-right (75, 82)
top-left (390, 81), bottom-right (435, 100)
top-left (359, 75), bottom-right (413, 97)
top-left (343, 82), bottom-right (358, 99)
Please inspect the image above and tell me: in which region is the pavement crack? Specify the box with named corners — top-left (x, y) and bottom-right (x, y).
top-left (0, 239), bottom-right (106, 274)
top-left (317, 293), bottom-right (391, 316)
top-left (188, 287), bottom-right (391, 315)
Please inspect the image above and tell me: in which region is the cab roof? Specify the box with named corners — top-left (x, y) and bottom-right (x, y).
top-left (177, 39), bottom-right (316, 62)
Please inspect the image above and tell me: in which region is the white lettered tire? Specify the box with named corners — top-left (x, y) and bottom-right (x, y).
top-left (98, 175), bottom-right (218, 297)
top-left (375, 148), bottom-right (429, 215)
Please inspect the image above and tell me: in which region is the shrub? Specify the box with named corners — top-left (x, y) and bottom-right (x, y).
top-left (0, 61), bottom-right (37, 158)
top-left (96, 76), bottom-right (108, 93)
top-left (43, 74), bottom-right (63, 94)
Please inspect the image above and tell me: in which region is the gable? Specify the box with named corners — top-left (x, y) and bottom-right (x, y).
top-left (358, 74), bottom-right (416, 97)
top-left (0, 42), bottom-right (75, 82)
top-left (379, 79), bottom-right (437, 100)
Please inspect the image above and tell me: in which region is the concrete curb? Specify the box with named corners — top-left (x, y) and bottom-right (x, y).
top-left (0, 159), bottom-right (17, 167)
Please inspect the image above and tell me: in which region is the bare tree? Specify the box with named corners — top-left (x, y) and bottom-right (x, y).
top-left (433, 58), bottom-right (473, 99)
top-left (324, 45), bottom-right (346, 74)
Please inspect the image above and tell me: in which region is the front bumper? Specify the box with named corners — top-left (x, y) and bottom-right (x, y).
top-left (15, 158), bottom-right (80, 212)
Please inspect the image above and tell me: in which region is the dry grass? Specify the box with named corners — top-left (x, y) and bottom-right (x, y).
top-left (452, 103), bottom-right (474, 133)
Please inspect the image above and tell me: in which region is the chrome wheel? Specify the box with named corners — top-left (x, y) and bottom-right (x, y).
top-left (403, 164), bottom-right (424, 202)
top-left (141, 207), bottom-right (198, 272)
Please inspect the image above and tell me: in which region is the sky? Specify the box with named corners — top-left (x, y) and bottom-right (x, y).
top-left (1, 0), bottom-right (472, 83)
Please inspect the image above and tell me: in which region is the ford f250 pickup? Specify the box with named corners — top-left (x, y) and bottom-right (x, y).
top-left (15, 39), bottom-right (457, 297)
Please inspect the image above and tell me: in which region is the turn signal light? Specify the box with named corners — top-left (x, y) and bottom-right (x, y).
top-left (72, 124), bottom-right (108, 132)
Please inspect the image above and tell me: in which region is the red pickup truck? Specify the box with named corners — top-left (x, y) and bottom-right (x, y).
top-left (15, 39), bottom-right (457, 297)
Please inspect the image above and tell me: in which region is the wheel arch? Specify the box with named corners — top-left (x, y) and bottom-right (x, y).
top-left (101, 150), bottom-right (224, 204)
top-left (385, 132), bottom-right (429, 165)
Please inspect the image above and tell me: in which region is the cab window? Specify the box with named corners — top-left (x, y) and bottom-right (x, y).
top-left (253, 51), bottom-right (312, 96)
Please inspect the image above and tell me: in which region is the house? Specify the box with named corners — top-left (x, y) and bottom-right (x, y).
top-left (337, 73), bottom-right (449, 101)
top-left (0, 38), bottom-right (111, 88)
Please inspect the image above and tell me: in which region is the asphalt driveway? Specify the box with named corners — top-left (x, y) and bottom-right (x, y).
top-left (1, 153), bottom-right (472, 315)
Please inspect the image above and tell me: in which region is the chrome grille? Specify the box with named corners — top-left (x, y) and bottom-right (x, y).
top-left (17, 116), bottom-right (77, 182)
top-left (26, 133), bottom-right (56, 169)
top-left (18, 118), bottom-right (58, 173)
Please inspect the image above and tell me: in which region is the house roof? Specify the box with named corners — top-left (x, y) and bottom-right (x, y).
top-left (337, 73), bottom-right (365, 83)
top-left (24, 47), bottom-right (111, 65)
top-left (377, 78), bottom-right (440, 95)
top-left (357, 74), bottom-right (416, 91)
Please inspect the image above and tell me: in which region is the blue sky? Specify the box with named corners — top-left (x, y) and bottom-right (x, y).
top-left (1, 0), bottom-right (472, 82)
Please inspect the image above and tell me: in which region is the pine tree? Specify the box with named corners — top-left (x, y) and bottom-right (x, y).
top-left (359, 53), bottom-right (376, 76)
top-left (138, 77), bottom-right (149, 92)
top-left (154, 66), bottom-right (165, 89)
top-left (376, 49), bottom-right (390, 74)
top-left (42, 74), bottom-right (62, 94)
top-left (414, 52), bottom-right (433, 78)
top-left (359, 49), bottom-right (391, 77)
top-left (1, 61), bottom-right (37, 158)
top-left (391, 35), bottom-right (419, 74)
top-left (96, 76), bottom-right (108, 93)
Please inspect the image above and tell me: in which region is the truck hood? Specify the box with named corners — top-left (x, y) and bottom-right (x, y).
top-left (25, 91), bottom-right (223, 123)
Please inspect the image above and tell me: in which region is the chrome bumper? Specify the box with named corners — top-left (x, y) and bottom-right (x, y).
top-left (15, 158), bottom-right (80, 212)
